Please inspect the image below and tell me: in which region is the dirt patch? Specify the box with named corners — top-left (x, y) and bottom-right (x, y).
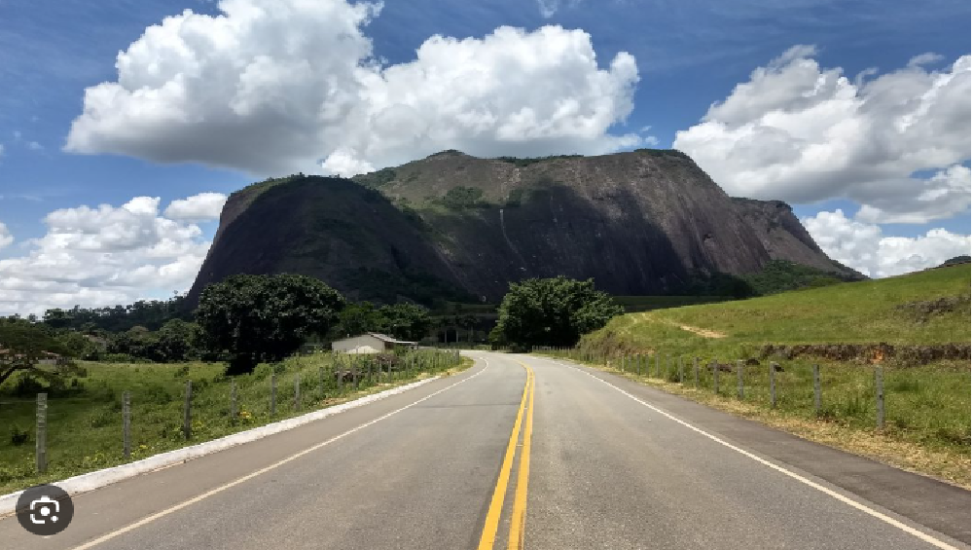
top-left (678, 324), bottom-right (727, 338)
top-left (758, 343), bottom-right (971, 365)
top-left (895, 295), bottom-right (970, 323)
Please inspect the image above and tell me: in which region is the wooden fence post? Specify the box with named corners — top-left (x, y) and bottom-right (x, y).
top-left (769, 363), bottom-right (777, 408)
top-left (713, 360), bottom-right (719, 395)
top-left (813, 364), bottom-right (821, 416)
top-left (655, 354), bottom-right (660, 378)
top-left (319, 367), bottom-right (325, 400)
top-left (36, 392), bottom-right (47, 474)
top-left (736, 360), bottom-right (744, 400)
top-left (294, 373), bottom-right (301, 411)
top-left (270, 372), bottom-right (277, 416)
top-left (693, 357), bottom-right (699, 388)
top-left (876, 366), bottom-right (885, 430)
top-left (678, 357), bottom-right (684, 384)
top-left (230, 379), bottom-right (238, 425)
top-left (122, 391), bottom-right (131, 458)
top-left (183, 380), bottom-right (192, 439)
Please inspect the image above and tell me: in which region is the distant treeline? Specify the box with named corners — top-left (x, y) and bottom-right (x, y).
top-left (0, 294), bottom-right (444, 366)
top-left (0, 260), bottom-right (853, 368)
top-left (34, 296), bottom-right (193, 333)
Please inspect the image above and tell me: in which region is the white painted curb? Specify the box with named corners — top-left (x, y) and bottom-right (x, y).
top-left (0, 376), bottom-right (439, 515)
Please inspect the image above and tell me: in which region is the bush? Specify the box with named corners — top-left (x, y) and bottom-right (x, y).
top-left (10, 373), bottom-right (44, 397)
top-left (439, 186), bottom-right (484, 209)
top-left (9, 426), bottom-right (29, 446)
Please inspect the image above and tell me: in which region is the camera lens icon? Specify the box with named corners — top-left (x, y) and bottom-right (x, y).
top-left (16, 485), bottom-right (74, 536)
top-left (30, 495), bottom-right (60, 524)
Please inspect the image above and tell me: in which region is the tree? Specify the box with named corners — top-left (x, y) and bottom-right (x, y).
top-left (379, 303), bottom-right (432, 341)
top-left (492, 277), bottom-right (622, 349)
top-left (152, 319), bottom-right (199, 362)
top-left (196, 274), bottom-right (345, 374)
top-left (0, 319), bottom-right (79, 388)
top-left (336, 302), bottom-right (386, 337)
top-left (42, 308), bottom-right (73, 330)
top-left (459, 314), bottom-right (479, 343)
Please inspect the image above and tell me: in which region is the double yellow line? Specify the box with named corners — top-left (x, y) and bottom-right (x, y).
top-left (477, 363), bottom-right (535, 550)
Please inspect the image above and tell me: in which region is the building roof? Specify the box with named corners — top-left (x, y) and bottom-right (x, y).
top-left (366, 332), bottom-right (418, 345)
top-left (331, 333), bottom-right (418, 346)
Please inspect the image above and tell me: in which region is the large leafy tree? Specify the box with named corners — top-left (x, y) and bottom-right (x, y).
top-left (492, 277), bottom-right (622, 349)
top-left (379, 303), bottom-right (432, 341)
top-left (0, 319), bottom-right (79, 387)
top-left (196, 274), bottom-right (345, 374)
top-left (335, 302), bottom-right (385, 338)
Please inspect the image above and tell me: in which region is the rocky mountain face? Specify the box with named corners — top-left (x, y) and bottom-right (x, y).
top-left (187, 149), bottom-right (862, 305)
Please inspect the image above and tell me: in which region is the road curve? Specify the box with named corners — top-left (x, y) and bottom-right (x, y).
top-left (0, 352), bottom-right (967, 550)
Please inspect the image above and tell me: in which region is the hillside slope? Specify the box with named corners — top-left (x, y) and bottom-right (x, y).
top-left (188, 149), bottom-right (863, 305)
top-left (581, 263), bottom-right (971, 360)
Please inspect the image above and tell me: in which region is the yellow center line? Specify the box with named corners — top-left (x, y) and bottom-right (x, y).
top-left (477, 364), bottom-right (532, 550)
top-left (508, 364), bottom-right (535, 550)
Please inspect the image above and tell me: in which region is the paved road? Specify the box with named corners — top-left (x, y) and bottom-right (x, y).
top-left (1, 352), bottom-right (968, 550)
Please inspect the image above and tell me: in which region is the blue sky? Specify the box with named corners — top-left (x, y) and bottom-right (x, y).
top-left (0, 0), bottom-right (969, 314)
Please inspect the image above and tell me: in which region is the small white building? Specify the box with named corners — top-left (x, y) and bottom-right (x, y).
top-left (330, 333), bottom-right (418, 354)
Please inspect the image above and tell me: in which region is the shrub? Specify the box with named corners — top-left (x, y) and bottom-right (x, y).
top-left (9, 426), bottom-right (29, 446)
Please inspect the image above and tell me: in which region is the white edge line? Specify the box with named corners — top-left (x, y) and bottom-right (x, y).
top-left (62, 360), bottom-right (488, 550)
top-left (0, 364), bottom-right (475, 517)
top-left (538, 356), bottom-right (962, 550)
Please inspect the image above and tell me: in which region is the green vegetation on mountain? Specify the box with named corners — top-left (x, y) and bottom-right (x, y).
top-left (740, 259), bottom-right (849, 295)
top-left (438, 186), bottom-right (485, 209)
top-left (351, 167), bottom-right (397, 189)
top-left (493, 154), bottom-right (583, 167)
top-left (941, 255), bottom-right (971, 267)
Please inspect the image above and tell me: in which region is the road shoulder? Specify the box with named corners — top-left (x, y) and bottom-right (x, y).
top-left (538, 355), bottom-right (971, 546)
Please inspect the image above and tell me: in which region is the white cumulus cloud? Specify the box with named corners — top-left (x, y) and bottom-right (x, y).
top-left (802, 210), bottom-right (971, 278)
top-left (164, 192), bottom-right (228, 221)
top-left (674, 46), bottom-right (971, 224)
top-left (0, 194), bottom-right (223, 316)
top-left (0, 222), bottom-right (12, 250)
top-left (65, 0), bottom-right (641, 177)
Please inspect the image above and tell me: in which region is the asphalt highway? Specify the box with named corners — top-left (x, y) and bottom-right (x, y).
top-left (1, 352), bottom-right (968, 550)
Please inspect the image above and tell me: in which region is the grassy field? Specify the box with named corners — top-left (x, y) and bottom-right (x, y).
top-left (554, 264), bottom-right (971, 486)
top-left (611, 295), bottom-right (734, 313)
top-left (0, 349), bottom-right (468, 494)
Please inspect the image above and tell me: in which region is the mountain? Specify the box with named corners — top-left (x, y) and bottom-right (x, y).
top-left (187, 149), bottom-right (863, 306)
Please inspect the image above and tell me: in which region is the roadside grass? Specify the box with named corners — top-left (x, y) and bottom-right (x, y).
top-left (0, 350), bottom-right (470, 494)
top-left (559, 264), bottom-right (971, 487)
